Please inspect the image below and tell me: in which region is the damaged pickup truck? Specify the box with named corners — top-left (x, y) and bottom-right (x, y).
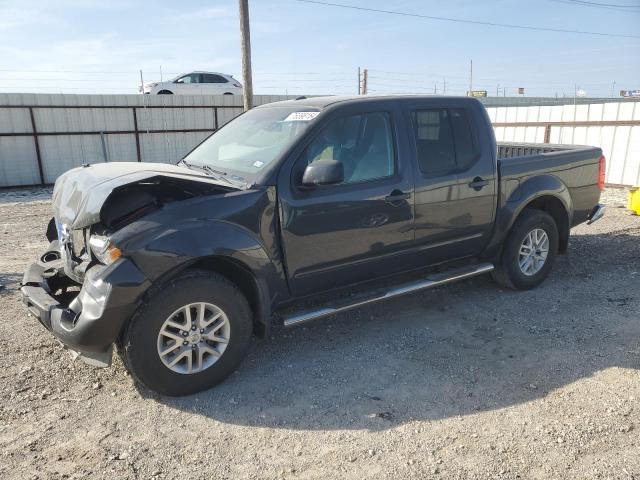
top-left (22, 95), bottom-right (606, 396)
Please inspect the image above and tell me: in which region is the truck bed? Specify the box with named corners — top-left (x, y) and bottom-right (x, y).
top-left (496, 142), bottom-right (603, 228)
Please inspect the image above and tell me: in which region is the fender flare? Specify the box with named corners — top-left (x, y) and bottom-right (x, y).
top-left (123, 220), bottom-right (288, 337)
top-left (486, 174), bottom-right (573, 257)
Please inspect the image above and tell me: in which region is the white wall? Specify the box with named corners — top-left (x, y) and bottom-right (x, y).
top-left (0, 93), bottom-right (294, 187)
top-left (487, 102), bottom-right (640, 186)
top-left (1, 94), bottom-right (639, 187)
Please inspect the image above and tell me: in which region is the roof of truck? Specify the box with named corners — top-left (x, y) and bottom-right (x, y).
top-left (259, 94), bottom-right (478, 110)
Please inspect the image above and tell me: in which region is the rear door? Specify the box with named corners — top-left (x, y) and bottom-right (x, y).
top-left (405, 99), bottom-right (496, 264)
top-left (200, 73), bottom-right (230, 94)
top-left (449, 106), bottom-right (497, 250)
top-left (277, 101), bottom-right (415, 296)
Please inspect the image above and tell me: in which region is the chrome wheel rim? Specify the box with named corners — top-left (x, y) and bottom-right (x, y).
top-left (518, 228), bottom-right (549, 276)
top-left (157, 302), bottom-right (230, 375)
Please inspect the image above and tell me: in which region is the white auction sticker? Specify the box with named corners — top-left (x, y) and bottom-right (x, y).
top-left (283, 111), bottom-right (320, 122)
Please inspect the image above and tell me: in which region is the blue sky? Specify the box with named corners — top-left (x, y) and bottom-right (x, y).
top-left (0, 0), bottom-right (638, 97)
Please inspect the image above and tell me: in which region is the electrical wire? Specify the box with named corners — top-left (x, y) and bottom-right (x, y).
top-left (293, 0), bottom-right (640, 39)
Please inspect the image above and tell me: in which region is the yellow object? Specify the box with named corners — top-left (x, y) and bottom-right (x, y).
top-left (629, 187), bottom-right (640, 215)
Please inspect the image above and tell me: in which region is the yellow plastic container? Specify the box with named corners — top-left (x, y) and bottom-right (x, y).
top-left (629, 187), bottom-right (640, 215)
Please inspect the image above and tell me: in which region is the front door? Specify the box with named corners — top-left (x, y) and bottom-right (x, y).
top-left (278, 104), bottom-right (415, 296)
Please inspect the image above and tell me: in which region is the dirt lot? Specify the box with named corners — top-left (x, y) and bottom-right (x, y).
top-left (0, 187), bottom-right (638, 480)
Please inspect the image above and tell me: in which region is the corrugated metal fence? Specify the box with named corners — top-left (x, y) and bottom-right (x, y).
top-left (0, 93), bottom-right (295, 187)
top-left (1, 94), bottom-right (639, 187)
top-left (487, 101), bottom-right (640, 186)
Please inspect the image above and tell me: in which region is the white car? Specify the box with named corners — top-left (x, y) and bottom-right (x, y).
top-left (140, 71), bottom-right (243, 95)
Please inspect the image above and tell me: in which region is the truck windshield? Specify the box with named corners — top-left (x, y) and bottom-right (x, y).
top-left (182, 106), bottom-right (319, 183)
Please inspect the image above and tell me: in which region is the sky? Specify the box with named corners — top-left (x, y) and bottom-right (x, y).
top-left (0, 0), bottom-right (638, 98)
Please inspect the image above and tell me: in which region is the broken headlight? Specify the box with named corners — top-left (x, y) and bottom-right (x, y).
top-left (89, 235), bottom-right (122, 265)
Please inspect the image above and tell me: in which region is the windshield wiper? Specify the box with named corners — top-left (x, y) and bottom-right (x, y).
top-left (178, 160), bottom-right (236, 186)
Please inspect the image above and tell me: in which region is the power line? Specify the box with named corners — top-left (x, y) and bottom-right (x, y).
top-left (556, 0), bottom-right (640, 8)
top-left (547, 0), bottom-right (640, 11)
top-left (293, 0), bottom-right (640, 39)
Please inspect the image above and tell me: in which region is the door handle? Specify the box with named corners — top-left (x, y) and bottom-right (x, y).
top-left (384, 190), bottom-right (411, 203)
top-left (468, 177), bottom-right (489, 191)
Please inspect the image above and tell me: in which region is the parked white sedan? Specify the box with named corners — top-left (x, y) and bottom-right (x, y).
top-left (141, 71), bottom-right (243, 95)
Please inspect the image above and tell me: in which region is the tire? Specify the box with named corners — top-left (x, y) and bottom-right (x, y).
top-left (157, 90), bottom-right (173, 95)
top-left (223, 92), bottom-right (234, 95)
top-left (491, 209), bottom-right (559, 290)
top-left (118, 270), bottom-right (253, 396)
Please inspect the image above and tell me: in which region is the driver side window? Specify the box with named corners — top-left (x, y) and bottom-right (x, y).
top-left (303, 112), bottom-right (395, 185)
top-left (176, 74), bottom-right (199, 84)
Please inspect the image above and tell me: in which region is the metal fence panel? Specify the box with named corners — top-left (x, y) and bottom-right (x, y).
top-left (1, 94), bottom-right (639, 188)
top-left (0, 136), bottom-right (41, 186)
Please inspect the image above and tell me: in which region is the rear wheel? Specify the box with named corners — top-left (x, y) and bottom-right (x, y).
top-left (119, 270), bottom-right (253, 396)
top-left (491, 209), bottom-right (559, 290)
top-left (157, 90), bottom-right (173, 95)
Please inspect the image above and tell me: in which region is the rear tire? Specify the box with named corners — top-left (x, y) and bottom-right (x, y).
top-left (118, 270), bottom-right (253, 396)
top-left (491, 209), bottom-right (559, 290)
top-left (157, 90), bottom-right (173, 95)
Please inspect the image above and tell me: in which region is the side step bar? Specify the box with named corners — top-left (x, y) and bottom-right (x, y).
top-left (283, 262), bottom-right (494, 327)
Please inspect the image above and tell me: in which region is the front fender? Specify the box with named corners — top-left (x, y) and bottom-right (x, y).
top-left (128, 219), bottom-right (287, 298)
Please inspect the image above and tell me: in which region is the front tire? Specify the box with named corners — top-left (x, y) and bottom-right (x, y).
top-left (491, 209), bottom-right (559, 290)
top-left (119, 270), bottom-right (253, 396)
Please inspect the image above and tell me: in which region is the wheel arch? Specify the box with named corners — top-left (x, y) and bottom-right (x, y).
top-left (519, 195), bottom-right (570, 253)
top-left (187, 255), bottom-right (271, 338)
top-left (485, 174), bottom-right (573, 258)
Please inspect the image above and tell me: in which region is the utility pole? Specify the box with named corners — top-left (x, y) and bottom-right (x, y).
top-left (362, 68), bottom-right (368, 95)
top-left (442, 78), bottom-right (447, 94)
top-left (238, 0), bottom-right (253, 111)
top-left (358, 67), bottom-right (361, 95)
top-left (611, 80), bottom-right (616, 98)
top-left (468, 59), bottom-right (473, 96)
top-left (496, 84), bottom-right (500, 97)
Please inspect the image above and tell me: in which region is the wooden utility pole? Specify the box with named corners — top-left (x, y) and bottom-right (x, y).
top-left (239, 0), bottom-right (253, 111)
top-left (468, 59), bottom-right (473, 96)
top-left (358, 67), bottom-right (361, 95)
top-left (362, 68), bottom-right (368, 95)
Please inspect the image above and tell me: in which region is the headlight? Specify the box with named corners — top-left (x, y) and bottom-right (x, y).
top-left (89, 235), bottom-right (122, 265)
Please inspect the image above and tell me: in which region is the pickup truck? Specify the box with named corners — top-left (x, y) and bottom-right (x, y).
top-left (21, 95), bottom-right (605, 396)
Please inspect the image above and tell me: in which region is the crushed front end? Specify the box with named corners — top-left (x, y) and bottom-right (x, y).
top-left (21, 229), bottom-right (151, 367)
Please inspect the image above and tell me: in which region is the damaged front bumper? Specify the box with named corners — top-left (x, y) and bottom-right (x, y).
top-left (21, 241), bottom-right (151, 367)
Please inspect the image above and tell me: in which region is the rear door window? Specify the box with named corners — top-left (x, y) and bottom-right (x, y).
top-left (201, 74), bottom-right (228, 84)
top-left (449, 109), bottom-right (479, 170)
top-left (411, 109), bottom-right (456, 177)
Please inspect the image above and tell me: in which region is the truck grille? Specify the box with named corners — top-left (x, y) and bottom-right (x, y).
top-left (55, 220), bottom-right (85, 283)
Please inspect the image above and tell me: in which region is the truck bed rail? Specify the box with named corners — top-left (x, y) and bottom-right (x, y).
top-left (497, 142), bottom-right (576, 159)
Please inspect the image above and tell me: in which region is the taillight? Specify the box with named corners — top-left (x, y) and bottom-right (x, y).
top-left (598, 155), bottom-right (606, 191)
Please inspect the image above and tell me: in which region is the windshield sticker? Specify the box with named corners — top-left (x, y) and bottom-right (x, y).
top-left (252, 160), bottom-right (264, 168)
top-left (283, 111), bottom-right (320, 122)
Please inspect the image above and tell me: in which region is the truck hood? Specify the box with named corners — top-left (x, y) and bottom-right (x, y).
top-left (52, 162), bottom-right (237, 229)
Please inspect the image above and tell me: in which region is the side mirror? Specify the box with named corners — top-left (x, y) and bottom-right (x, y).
top-left (301, 160), bottom-right (344, 187)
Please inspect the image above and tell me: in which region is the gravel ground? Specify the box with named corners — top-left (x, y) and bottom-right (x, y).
top-left (0, 187), bottom-right (638, 480)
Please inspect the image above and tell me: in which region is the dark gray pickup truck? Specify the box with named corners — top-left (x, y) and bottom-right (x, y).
top-left (21, 95), bottom-right (605, 395)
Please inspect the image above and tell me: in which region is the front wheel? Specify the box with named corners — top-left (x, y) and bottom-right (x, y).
top-left (119, 270), bottom-right (253, 396)
top-left (491, 209), bottom-right (559, 290)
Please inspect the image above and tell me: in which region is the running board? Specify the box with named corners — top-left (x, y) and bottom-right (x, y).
top-left (283, 262), bottom-right (494, 327)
